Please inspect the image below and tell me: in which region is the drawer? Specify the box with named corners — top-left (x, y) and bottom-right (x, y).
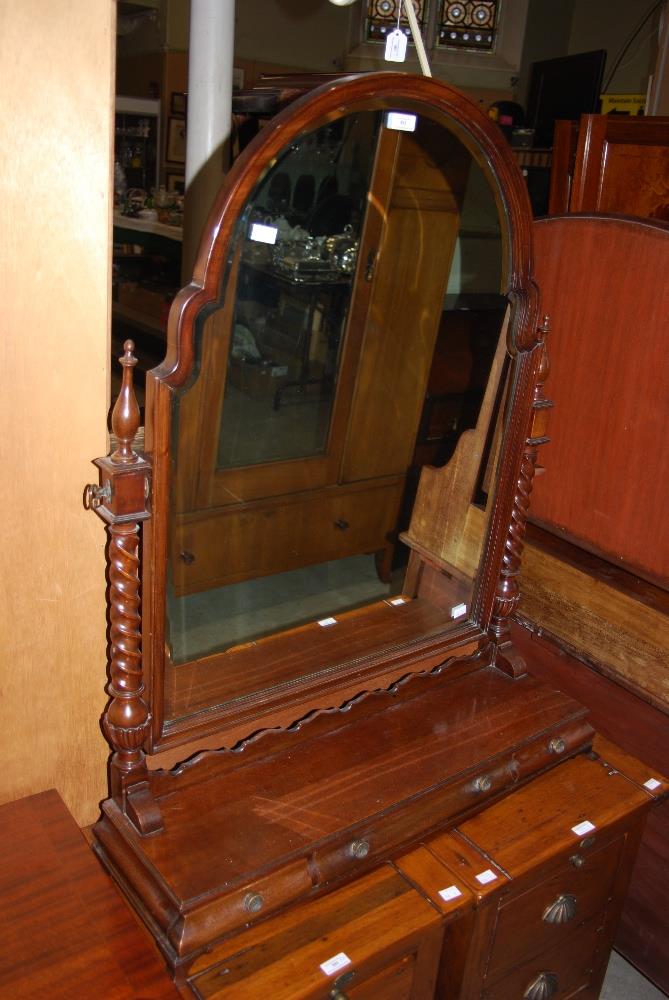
top-left (168, 857), bottom-right (314, 960)
top-left (173, 481), bottom-right (403, 594)
top-left (486, 835), bottom-right (624, 980)
top-left (312, 717), bottom-right (592, 888)
top-left (484, 916), bottom-right (604, 999)
top-left (348, 953), bottom-right (415, 999)
top-left (186, 865), bottom-right (442, 999)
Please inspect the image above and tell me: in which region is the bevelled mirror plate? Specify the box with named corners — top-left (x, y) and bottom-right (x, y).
top-left (142, 74), bottom-right (539, 752)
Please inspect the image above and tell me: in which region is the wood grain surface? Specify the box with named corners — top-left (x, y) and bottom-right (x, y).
top-left (529, 214), bottom-right (669, 586)
top-left (0, 790), bottom-right (177, 999)
top-left (511, 622), bottom-right (669, 994)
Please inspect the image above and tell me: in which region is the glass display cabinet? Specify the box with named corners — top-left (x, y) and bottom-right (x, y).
top-left (84, 73), bottom-right (664, 996)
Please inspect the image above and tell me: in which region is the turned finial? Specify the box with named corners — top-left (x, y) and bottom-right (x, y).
top-left (111, 340), bottom-right (140, 464)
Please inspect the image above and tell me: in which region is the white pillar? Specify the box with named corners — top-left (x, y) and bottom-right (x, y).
top-left (182, 0), bottom-right (235, 280)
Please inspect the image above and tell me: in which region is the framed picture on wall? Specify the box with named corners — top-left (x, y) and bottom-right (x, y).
top-left (166, 173), bottom-right (185, 196)
top-left (171, 91), bottom-right (187, 116)
top-left (166, 117), bottom-right (186, 164)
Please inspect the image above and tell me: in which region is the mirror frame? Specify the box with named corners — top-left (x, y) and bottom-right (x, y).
top-left (134, 72), bottom-right (541, 757)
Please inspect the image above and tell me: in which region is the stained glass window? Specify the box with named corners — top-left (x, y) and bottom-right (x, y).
top-left (365, 0), bottom-right (427, 43)
top-left (437, 1), bottom-right (498, 50)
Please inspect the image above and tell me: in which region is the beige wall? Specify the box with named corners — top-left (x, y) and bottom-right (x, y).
top-left (235, 0), bottom-right (355, 72)
top-left (0, 0), bottom-right (114, 826)
top-left (569, 0), bottom-right (660, 95)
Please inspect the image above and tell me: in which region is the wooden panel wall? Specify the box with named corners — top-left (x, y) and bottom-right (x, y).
top-left (0, 1), bottom-right (114, 825)
top-left (529, 216), bottom-right (669, 586)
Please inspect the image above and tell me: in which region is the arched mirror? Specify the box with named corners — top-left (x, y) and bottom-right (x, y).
top-left (138, 74), bottom-right (540, 750)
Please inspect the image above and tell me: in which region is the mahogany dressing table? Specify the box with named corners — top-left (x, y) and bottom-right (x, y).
top-left (83, 73), bottom-right (666, 996)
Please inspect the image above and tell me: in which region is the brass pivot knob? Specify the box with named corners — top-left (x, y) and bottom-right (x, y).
top-left (83, 481), bottom-right (111, 510)
top-left (548, 736), bottom-right (566, 755)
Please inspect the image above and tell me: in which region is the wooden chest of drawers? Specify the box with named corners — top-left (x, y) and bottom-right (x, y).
top-left (401, 740), bottom-right (665, 999)
top-left (179, 739), bottom-right (666, 999)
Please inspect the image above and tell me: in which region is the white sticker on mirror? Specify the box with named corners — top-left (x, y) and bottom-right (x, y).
top-left (318, 617), bottom-right (337, 627)
top-left (320, 952), bottom-right (351, 976)
top-left (571, 820), bottom-right (596, 836)
top-left (475, 869), bottom-right (498, 885)
top-left (249, 222), bottom-right (278, 244)
top-left (644, 777), bottom-right (662, 791)
top-left (450, 603), bottom-right (468, 618)
top-left (439, 885), bottom-right (463, 902)
top-left (385, 111), bottom-right (417, 133)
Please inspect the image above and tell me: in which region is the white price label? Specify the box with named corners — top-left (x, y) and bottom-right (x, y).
top-left (388, 596), bottom-right (407, 606)
top-left (318, 616), bottom-right (337, 627)
top-left (475, 869), bottom-right (498, 885)
top-left (644, 777), bottom-right (662, 791)
top-left (439, 885), bottom-right (463, 902)
top-left (320, 952), bottom-right (351, 976)
top-left (385, 27), bottom-right (408, 62)
top-left (450, 603), bottom-right (468, 618)
top-left (385, 110), bottom-right (417, 133)
top-left (571, 820), bottom-right (596, 837)
top-left (249, 222), bottom-right (278, 244)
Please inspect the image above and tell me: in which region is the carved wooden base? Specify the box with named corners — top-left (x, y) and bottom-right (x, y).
top-left (92, 662), bottom-right (592, 976)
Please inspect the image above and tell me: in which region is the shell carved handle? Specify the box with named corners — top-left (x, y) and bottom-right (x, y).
top-left (524, 971), bottom-right (558, 1000)
top-left (543, 893), bottom-right (577, 924)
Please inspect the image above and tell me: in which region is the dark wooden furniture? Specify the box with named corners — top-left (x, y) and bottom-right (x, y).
top-left (0, 789), bottom-right (179, 999)
top-left (83, 73), bottom-right (665, 993)
top-left (6, 737), bottom-right (661, 997)
top-left (512, 623), bottom-right (669, 995)
top-left (548, 114), bottom-right (669, 217)
top-left (178, 735), bottom-right (665, 998)
top-left (518, 212), bottom-right (669, 991)
top-left (529, 214), bottom-right (669, 588)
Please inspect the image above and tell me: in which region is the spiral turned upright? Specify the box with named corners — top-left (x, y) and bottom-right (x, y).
top-left (104, 522), bottom-right (152, 770)
top-left (491, 444), bottom-right (537, 640)
top-left (491, 325), bottom-right (551, 669)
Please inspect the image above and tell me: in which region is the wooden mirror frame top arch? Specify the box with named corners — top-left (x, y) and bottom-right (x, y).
top-left (90, 71), bottom-right (548, 784)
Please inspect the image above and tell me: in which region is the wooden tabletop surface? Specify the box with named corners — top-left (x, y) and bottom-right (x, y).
top-left (0, 789), bottom-right (179, 999)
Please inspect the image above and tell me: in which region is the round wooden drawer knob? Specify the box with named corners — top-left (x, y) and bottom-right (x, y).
top-left (243, 891), bottom-right (264, 914)
top-left (348, 839), bottom-right (370, 859)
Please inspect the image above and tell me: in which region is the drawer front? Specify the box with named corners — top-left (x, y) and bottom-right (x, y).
top-left (174, 481), bottom-right (403, 594)
top-left (187, 866), bottom-right (442, 999)
top-left (312, 719), bottom-right (592, 888)
top-left (484, 916), bottom-right (604, 1000)
top-left (169, 858), bottom-right (314, 960)
top-left (349, 953), bottom-right (415, 999)
top-left (486, 835), bottom-right (624, 980)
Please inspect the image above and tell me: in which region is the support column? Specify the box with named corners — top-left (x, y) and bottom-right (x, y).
top-left (182, 0), bottom-right (235, 281)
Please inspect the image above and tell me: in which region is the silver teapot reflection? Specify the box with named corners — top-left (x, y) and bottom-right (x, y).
top-left (326, 225), bottom-right (358, 274)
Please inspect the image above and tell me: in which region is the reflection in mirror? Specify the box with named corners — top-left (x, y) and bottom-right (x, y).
top-left (219, 114), bottom-right (378, 469)
top-left (165, 107), bottom-right (508, 722)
